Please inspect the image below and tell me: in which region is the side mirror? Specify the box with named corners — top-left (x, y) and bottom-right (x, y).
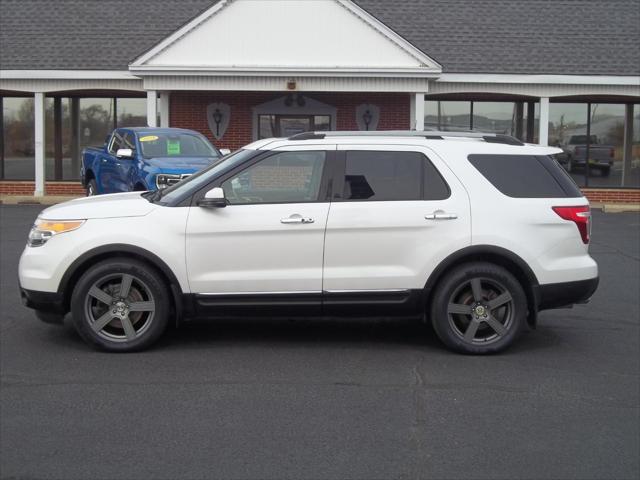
top-left (198, 187), bottom-right (227, 208)
top-left (116, 148), bottom-right (134, 159)
top-left (219, 148), bottom-right (231, 156)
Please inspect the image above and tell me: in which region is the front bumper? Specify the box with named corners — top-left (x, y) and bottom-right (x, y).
top-left (535, 276), bottom-right (599, 311)
top-left (20, 287), bottom-right (66, 324)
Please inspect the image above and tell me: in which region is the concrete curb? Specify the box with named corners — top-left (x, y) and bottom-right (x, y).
top-left (0, 195), bottom-right (83, 205)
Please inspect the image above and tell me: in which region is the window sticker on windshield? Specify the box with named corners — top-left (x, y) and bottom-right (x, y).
top-left (167, 139), bottom-right (181, 155)
top-left (139, 135), bottom-right (159, 142)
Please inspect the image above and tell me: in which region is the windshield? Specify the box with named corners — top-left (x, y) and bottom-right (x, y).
top-left (155, 149), bottom-right (259, 205)
top-left (138, 133), bottom-right (218, 158)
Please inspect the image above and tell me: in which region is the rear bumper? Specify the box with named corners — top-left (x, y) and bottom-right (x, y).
top-left (535, 277), bottom-right (599, 311)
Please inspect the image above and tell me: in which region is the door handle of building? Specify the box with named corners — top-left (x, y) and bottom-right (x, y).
top-left (425, 211), bottom-right (458, 220)
top-left (281, 214), bottom-right (314, 224)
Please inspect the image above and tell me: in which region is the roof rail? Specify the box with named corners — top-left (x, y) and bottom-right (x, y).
top-left (287, 130), bottom-right (525, 146)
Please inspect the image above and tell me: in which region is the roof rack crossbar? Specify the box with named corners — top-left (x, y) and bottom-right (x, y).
top-left (288, 130), bottom-right (525, 145)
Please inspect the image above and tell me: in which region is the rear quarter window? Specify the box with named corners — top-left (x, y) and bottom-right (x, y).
top-left (467, 154), bottom-right (582, 198)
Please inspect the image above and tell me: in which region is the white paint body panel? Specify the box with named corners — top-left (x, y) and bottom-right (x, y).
top-left (431, 142), bottom-right (598, 284)
top-left (323, 144), bottom-right (471, 290)
top-left (19, 199), bottom-right (190, 293)
top-left (185, 203), bottom-right (330, 293)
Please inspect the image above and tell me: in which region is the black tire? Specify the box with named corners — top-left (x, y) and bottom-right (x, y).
top-left (430, 262), bottom-right (527, 354)
top-left (70, 258), bottom-right (170, 352)
top-left (86, 179), bottom-right (98, 196)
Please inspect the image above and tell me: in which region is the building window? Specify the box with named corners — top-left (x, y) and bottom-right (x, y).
top-left (117, 98), bottom-right (147, 128)
top-left (1, 95), bottom-right (147, 181)
top-left (1, 97), bottom-right (35, 180)
top-left (258, 114), bottom-right (331, 139)
top-left (549, 102), bottom-right (639, 188)
top-left (425, 101), bottom-right (471, 131)
top-left (424, 100), bottom-right (538, 142)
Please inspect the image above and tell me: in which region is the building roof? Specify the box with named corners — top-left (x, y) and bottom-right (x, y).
top-left (1, 0), bottom-right (638, 76)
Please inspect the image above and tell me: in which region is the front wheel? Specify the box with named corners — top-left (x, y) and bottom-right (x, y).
top-left (70, 258), bottom-right (170, 352)
top-left (86, 179), bottom-right (98, 196)
top-left (430, 262), bottom-right (527, 354)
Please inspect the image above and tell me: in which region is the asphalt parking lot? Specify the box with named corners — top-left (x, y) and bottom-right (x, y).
top-left (1, 205), bottom-right (638, 480)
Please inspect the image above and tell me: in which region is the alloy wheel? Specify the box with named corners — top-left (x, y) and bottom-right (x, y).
top-left (446, 277), bottom-right (514, 344)
top-left (84, 273), bottom-right (156, 342)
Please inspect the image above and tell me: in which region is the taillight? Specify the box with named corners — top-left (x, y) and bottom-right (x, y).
top-left (610, 147), bottom-right (615, 157)
top-left (553, 206), bottom-right (591, 244)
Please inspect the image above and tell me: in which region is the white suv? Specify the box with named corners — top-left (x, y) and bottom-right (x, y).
top-left (19, 131), bottom-right (598, 354)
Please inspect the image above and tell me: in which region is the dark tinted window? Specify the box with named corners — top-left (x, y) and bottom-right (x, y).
top-left (343, 151), bottom-right (449, 201)
top-left (468, 154), bottom-right (582, 198)
top-left (423, 157), bottom-right (450, 200)
top-left (344, 151), bottom-right (422, 201)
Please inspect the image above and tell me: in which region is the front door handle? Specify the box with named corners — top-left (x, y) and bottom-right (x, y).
top-left (281, 214), bottom-right (314, 224)
top-left (425, 210), bottom-right (458, 220)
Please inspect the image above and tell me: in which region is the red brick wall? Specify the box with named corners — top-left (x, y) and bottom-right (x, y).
top-left (0, 181), bottom-right (84, 196)
top-left (169, 91), bottom-right (411, 151)
top-left (1, 181), bottom-right (639, 205)
top-left (582, 188), bottom-right (640, 204)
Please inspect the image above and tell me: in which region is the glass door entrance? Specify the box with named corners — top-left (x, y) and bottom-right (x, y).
top-left (258, 114), bottom-right (331, 139)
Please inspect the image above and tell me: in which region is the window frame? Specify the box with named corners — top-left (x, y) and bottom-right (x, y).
top-left (107, 129), bottom-right (125, 156)
top-left (332, 149), bottom-right (450, 202)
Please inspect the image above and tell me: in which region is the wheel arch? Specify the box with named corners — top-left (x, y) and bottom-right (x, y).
top-left (59, 244), bottom-right (185, 324)
top-left (424, 245), bottom-right (540, 327)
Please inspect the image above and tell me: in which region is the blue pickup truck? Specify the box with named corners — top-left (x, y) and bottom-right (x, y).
top-left (81, 127), bottom-right (225, 195)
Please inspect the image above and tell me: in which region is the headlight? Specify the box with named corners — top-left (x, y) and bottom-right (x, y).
top-left (27, 219), bottom-right (85, 247)
top-left (156, 174), bottom-right (183, 190)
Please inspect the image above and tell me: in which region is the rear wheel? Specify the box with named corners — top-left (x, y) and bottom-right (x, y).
top-left (70, 258), bottom-right (170, 352)
top-left (430, 262), bottom-right (527, 354)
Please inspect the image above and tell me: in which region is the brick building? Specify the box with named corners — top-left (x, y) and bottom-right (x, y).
top-left (1, 0), bottom-right (639, 202)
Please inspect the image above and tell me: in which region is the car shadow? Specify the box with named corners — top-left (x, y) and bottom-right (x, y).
top-left (42, 314), bottom-right (565, 356)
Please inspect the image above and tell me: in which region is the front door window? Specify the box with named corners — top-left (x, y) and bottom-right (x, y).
top-left (258, 114), bottom-right (331, 139)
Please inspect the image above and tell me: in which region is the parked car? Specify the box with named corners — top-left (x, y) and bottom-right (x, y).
top-left (557, 135), bottom-right (614, 176)
top-left (20, 131), bottom-right (598, 354)
top-left (80, 127), bottom-right (229, 195)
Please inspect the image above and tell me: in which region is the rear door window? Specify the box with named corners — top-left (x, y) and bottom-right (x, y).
top-left (467, 154), bottom-right (582, 198)
top-left (342, 151), bottom-right (449, 201)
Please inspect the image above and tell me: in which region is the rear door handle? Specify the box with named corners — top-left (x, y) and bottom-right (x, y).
top-left (425, 211), bottom-right (458, 220)
top-left (281, 214), bottom-right (314, 224)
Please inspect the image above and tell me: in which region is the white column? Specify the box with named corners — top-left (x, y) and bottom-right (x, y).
top-left (539, 97), bottom-right (550, 146)
top-left (159, 91), bottom-right (170, 128)
top-left (146, 90), bottom-right (158, 127)
top-left (33, 92), bottom-right (46, 196)
top-left (409, 94), bottom-right (416, 130)
top-left (622, 104), bottom-right (634, 186)
top-left (414, 93), bottom-right (425, 131)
